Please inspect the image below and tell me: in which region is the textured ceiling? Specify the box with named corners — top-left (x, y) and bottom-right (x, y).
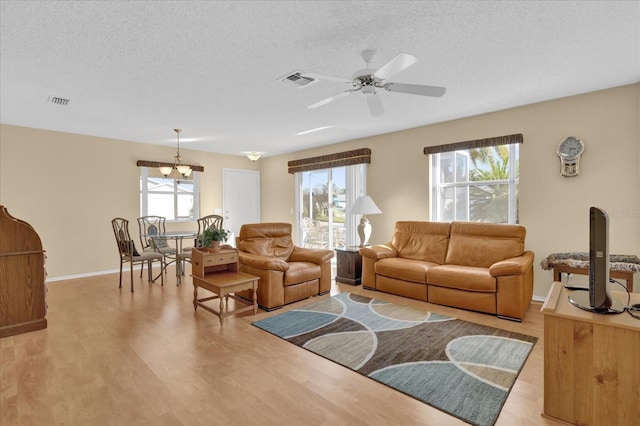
top-left (1, 1), bottom-right (638, 157)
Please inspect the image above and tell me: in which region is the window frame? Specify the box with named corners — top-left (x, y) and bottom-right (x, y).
top-left (430, 143), bottom-right (519, 224)
top-left (140, 167), bottom-right (200, 222)
top-left (295, 163), bottom-right (366, 248)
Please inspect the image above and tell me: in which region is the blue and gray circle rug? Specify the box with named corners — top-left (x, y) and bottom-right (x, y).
top-left (253, 292), bottom-right (537, 426)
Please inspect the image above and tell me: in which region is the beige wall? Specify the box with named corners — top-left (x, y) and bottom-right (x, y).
top-left (261, 84), bottom-right (640, 298)
top-left (1, 84), bottom-right (638, 299)
top-left (0, 125), bottom-right (259, 278)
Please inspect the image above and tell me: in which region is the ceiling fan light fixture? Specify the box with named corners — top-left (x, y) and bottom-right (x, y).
top-left (362, 86), bottom-right (376, 95)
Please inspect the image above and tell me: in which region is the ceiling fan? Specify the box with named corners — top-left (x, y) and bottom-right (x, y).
top-left (303, 50), bottom-right (446, 117)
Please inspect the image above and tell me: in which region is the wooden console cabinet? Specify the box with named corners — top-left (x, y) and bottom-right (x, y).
top-left (541, 281), bottom-right (640, 425)
top-left (0, 206), bottom-right (47, 338)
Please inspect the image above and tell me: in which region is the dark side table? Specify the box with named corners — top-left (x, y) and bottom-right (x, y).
top-left (335, 246), bottom-right (362, 285)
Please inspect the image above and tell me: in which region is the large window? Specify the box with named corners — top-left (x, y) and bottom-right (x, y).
top-left (289, 148), bottom-right (371, 248)
top-left (430, 143), bottom-right (519, 224)
top-left (295, 163), bottom-right (366, 249)
top-left (140, 167), bottom-right (200, 221)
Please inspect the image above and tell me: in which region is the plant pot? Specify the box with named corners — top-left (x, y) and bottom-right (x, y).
top-left (208, 241), bottom-right (221, 252)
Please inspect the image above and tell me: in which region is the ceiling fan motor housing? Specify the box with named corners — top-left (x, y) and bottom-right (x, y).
top-left (353, 74), bottom-right (384, 92)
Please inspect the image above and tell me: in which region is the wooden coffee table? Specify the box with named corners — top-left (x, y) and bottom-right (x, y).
top-left (191, 271), bottom-right (259, 324)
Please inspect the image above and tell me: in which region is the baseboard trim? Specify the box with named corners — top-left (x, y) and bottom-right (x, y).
top-left (46, 267), bottom-right (142, 282)
top-left (532, 294), bottom-right (546, 303)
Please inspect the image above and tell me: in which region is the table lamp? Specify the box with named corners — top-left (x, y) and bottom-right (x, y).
top-left (348, 195), bottom-right (382, 247)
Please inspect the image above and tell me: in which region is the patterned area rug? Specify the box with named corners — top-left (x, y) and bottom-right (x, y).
top-left (253, 293), bottom-right (537, 426)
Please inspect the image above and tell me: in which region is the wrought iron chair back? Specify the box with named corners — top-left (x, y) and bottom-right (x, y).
top-left (137, 215), bottom-right (167, 251)
top-left (111, 217), bottom-right (163, 291)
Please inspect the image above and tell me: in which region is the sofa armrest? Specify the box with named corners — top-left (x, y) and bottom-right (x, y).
top-left (490, 251), bottom-right (534, 276)
top-left (290, 246), bottom-right (334, 264)
top-left (359, 243), bottom-right (398, 260)
top-left (239, 252), bottom-right (289, 271)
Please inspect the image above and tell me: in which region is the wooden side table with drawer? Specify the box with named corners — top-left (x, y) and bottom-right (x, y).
top-left (190, 248), bottom-right (259, 324)
top-left (336, 246), bottom-right (363, 286)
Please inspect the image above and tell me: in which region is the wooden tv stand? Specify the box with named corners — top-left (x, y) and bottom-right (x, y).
top-left (541, 281), bottom-right (639, 424)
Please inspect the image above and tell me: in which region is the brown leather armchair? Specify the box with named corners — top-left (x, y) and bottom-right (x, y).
top-left (236, 222), bottom-right (334, 310)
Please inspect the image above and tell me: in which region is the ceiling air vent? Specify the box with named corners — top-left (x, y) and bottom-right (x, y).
top-left (278, 70), bottom-right (317, 88)
top-left (48, 96), bottom-right (70, 106)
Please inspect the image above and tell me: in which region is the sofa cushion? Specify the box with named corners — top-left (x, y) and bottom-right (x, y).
top-left (444, 222), bottom-right (525, 268)
top-left (428, 264), bottom-right (496, 292)
top-left (283, 262), bottom-right (320, 286)
top-left (375, 257), bottom-right (437, 284)
top-left (391, 221), bottom-right (451, 264)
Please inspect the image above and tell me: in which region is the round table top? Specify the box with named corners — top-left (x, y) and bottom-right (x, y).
top-left (151, 231), bottom-right (196, 239)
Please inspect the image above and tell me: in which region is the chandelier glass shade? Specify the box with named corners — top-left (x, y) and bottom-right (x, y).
top-left (160, 129), bottom-right (192, 178)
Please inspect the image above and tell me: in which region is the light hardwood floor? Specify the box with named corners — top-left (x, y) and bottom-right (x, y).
top-left (1, 264), bottom-right (563, 426)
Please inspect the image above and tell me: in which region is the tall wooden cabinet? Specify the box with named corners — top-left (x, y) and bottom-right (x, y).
top-left (0, 205), bottom-right (47, 338)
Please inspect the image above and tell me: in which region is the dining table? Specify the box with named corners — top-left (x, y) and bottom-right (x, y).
top-left (151, 231), bottom-right (196, 285)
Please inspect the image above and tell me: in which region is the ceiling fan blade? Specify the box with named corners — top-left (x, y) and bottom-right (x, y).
top-left (303, 73), bottom-right (352, 84)
top-left (384, 82), bottom-right (446, 97)
top-left (307, 90), bottom-right (353, 109)
top-left (366, 94), bottom-right (385, 117)
top-left (374, 53), bottom-right (418, 80)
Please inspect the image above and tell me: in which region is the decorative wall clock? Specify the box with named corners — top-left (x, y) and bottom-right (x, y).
top-left (557, 136), bottom-right (585, 177)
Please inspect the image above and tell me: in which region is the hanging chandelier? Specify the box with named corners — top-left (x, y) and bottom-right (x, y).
top-left (159, 128), bottom-right (192, 178)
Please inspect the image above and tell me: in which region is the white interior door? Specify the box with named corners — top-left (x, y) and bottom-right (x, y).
top-left (222, 169), bottom-right (260, 245)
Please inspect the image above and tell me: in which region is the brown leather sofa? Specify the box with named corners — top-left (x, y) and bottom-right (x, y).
top-left (236, 223), bottom-right (334, 310)
top-left (360, 221), bottom-right (534, 321)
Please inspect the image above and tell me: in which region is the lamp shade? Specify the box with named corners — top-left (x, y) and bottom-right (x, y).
top-left (348, 196), bottom-right (382, 215)
top-left (348, 196), bottom-right (381, 247)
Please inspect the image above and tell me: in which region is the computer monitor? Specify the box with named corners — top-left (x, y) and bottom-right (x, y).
top-left (568, 207), bottom-right (624, 314)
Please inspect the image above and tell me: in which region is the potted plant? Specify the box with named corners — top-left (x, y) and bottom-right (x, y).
top-left (198, 227), bottom-right (230, 252)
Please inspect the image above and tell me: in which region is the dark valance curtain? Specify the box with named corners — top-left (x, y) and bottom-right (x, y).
top-left (423, 133), bottom-right (523, 155)
top-left (136, 160), bottom-right (204, 172)
top-left (287, 148), bottom-right (371, 174)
